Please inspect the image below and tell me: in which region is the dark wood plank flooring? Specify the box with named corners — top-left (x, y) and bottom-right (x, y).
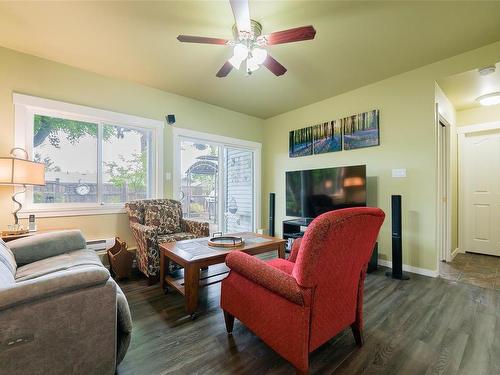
top-left (117, 258), bottom-right (500, 375)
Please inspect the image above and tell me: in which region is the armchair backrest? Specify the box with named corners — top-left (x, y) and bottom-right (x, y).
top-left (126, 199), bottom-right (183, 224)
top-left (292, 207), bottom-right (385, 346)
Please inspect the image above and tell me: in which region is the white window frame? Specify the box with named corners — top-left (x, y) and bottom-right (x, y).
top-left (172, 127), bottom-right (261, 232)
top-left (13, 93), bottom-right (164, 217)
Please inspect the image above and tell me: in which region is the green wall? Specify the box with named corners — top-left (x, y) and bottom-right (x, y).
top-left (262, 41), bottom-right (500, 273)
top-left (0, 46), bottom-right (264, 243)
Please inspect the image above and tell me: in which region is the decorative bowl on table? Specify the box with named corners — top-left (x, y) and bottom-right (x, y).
top-left (208, 233), bottom-right (244, 248)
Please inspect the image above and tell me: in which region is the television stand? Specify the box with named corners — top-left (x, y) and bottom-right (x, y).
top-left (282, 218), bottom-right (314, 247)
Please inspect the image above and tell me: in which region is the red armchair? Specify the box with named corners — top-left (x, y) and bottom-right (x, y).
top-left (220, 207), bottom-right (385, 374)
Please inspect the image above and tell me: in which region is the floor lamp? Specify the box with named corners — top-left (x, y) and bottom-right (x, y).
top-left (0, 147), bottom-right (45, 233)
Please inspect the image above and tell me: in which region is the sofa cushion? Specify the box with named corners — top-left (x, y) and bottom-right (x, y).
top-left (267, 258), bottom-right (295, 275)
top-left (15, 249), bottom-right (103, 282)
top-left (0, 262), bottom-right (15, 287)
top-left (144, 200), bottom-right (182, 234)
top-left (8, 230), bottom-right (87, 266)
top-left (158, 232), bottom-right (198, 243)
top-left (0, 238), bottom-right (17, 277)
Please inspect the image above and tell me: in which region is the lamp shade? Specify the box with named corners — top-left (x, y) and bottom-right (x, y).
top-left (0, 157), bottom-right (45, 186)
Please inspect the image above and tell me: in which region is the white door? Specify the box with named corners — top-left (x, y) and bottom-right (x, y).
top-left (463, 130), bottom-right (500, 256)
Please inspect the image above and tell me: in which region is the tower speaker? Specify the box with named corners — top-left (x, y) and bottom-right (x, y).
top-left (269, 193), bottom-right (276, 237)
top-left (386, 195), bottom-right (409, 280)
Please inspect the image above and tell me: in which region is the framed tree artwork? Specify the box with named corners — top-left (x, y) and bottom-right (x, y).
top-left (312, 120), bottom-right (342, 154)
top-left (289, 127), bottom-right (313, 157)
top-left (342, 109), bottom-right (380, 150)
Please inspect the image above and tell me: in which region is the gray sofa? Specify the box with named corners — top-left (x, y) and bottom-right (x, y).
top-left (0, 230), bottom-right (132, 375)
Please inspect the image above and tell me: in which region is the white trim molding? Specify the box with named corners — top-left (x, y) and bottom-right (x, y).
top-left (456, 120), bottom-right (500, 135)
top-left (13, 93), bottom-right (165, 217)
top-left (378, 259), bottom-right (439, 278)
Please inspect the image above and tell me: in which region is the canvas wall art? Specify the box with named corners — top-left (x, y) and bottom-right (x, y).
top-left (342, 109), bottom-right (380, 150)
top-left (289, 127), bottom-right (313, 157)
top-left (312, 120), bottom-right (342, 154)
top-left (289, 109), bottom-right (379, 158)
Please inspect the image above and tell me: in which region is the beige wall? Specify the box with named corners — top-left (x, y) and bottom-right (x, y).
top-left (457, 103), bottom-right (500, 126)
top-left (262, 41), bottom-right (500, 273)
top-left (0, 46), bottom-right (264, 244)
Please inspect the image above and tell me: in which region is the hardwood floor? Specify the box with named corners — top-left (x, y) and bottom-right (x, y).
top-left (117, 260), bottom-right (500, 375)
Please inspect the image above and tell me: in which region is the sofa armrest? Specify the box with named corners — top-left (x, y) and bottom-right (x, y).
top-left (225, 251), bottom-right (304, 305)
top-left (182, 219), bottom-right (209, 237)
top-left (129, 222), bottom-right (156, 236)
top-left (129, 221), bottom-right (158, 246)
top-left (288, 238), bottom-right (302, 263)
top-left (8, 230), bottom-right (87, 265)
top-left (0, 266), bottom-right (110, 312)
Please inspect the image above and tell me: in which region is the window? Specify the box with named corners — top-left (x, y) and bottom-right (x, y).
top-left (14, 94), bottom-right (164, 217)
top-left (173, 128), bottom-right (261, 233)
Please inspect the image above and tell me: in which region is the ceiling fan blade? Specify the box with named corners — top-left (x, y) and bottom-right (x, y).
top-left (177, 35), bottom-right (230, 45)
top-left (216, 61), bottom-right (234, 78)
top-left (265, 25), bottom-right (316, 45)
top-left (262, 55), bottom-right (287, 76)
top-left (230, 0), bottom-right (251, 33)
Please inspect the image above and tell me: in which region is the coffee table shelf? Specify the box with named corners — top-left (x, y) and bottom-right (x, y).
top-left (160, 232), bottom-right (286, 317)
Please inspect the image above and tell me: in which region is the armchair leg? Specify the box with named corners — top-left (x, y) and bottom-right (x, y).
top-left (351, 322), bottom-right (364, 347)
top-left (223, 310), bottom-right (235, 334)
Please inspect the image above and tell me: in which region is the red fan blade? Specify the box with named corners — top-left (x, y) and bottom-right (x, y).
top-left (262, 55), bottom-right (287, 76)
top-left (230, 0), bottom-right (251, 33)
top-left (265, 25), bottom-right (316, 45)
top-left (177, 35), bottom-right (230, 45)
top-left (216, 61), bottom-right (234, 78)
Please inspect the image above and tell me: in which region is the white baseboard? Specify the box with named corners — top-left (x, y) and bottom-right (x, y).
top-left (451, 247), bottom-right (460, 260)
top-left (377, 259), bottom-right (438, 278)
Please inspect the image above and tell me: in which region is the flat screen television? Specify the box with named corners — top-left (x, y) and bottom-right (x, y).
top-left (286, 165), bottom-right (366, 219)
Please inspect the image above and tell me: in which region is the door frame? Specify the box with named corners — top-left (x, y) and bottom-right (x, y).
top-left (457, 120), bottom-right (500, 255)
top-left (436, 111), bottom-right (452, 263)
top-left (172, 127), bottom-right (262, 233)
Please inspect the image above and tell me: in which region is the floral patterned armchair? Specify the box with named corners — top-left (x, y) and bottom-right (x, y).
top-left (125, 199), bottom-right (209, 284)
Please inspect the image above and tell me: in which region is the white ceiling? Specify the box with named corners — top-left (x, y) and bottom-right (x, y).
top-left (438, 62), bottom-right (500, 111)
top-left (0, 1), bottom-right (499, 118)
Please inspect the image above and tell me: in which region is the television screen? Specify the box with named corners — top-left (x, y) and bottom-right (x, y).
top-left (286, 165), bottom-right (366, 218)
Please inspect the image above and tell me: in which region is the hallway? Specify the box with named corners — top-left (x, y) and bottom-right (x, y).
top-left (440, 252), bottom-right (500, 289)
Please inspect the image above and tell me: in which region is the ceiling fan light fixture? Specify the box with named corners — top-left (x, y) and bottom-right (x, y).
top-left (252, 48), bottom-right (268, 65)
top-left (476, 92), bottom-right (500, 106)
top-left (233, 43), bottom-right (249, 61)
top-left (228, 55), bottom-right (243, 69)
top-left (246, 57), bottom-right (260, 73)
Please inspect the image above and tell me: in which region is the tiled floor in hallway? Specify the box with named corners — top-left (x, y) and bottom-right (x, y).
top-left (440, 252), bottom-right (500, 289)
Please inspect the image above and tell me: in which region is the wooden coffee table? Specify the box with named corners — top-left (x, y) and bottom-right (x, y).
top-left (159, 232), bottom-right (286, 317)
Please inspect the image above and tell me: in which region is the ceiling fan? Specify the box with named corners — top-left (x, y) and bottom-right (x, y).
top-left (177, 0), bottom-right (316, 78)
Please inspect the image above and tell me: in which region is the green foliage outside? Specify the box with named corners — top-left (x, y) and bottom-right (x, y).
top-left (34, 114), bottom-right (147, 193)
top-left (104, 151), bottom-right (148, 193)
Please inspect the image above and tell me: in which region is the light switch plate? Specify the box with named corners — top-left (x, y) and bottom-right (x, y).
top-left (392, 168), bottom-right (407, 178)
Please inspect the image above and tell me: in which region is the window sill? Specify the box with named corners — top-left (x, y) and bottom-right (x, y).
top-left (18, 205), bottom-right (127, 218)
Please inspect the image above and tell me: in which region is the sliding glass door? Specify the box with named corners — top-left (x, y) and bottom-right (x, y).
top-left (224, 147), bottom-right (254, 233)
top-left (176, 133), bottom-right (258, 235)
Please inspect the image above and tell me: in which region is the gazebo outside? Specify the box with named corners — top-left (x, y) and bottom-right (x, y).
top-left (181, 155), bottom-right (219, 233)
